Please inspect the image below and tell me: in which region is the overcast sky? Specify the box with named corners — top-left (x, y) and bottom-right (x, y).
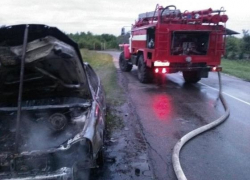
top-left (0, 0), bottom-right (249, 36)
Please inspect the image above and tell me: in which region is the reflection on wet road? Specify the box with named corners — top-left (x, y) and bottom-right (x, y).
top-left (152, 94), bottom-right (172, 121)
top-left (106, 51), bottom-right (250, 180)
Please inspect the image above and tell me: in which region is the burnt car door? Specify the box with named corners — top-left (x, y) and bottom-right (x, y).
top-left (84, 63), bottom-right (106, 116)
top-left (84, 63), bottom-right (106, 155)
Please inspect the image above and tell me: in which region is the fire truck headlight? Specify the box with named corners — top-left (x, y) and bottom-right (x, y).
top-left (154, 61), bottom-right (170, 67)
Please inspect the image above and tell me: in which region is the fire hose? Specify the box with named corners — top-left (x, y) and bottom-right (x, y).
top-left (172, 72), bottom-right (230, 180)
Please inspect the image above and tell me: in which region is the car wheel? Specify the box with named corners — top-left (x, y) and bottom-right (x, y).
top-left (183, 71), bottom-right (201, 83)
top-left (137, 55), bottom-right (153, 83)
top-left (119, 52), bottom-right (133, 72)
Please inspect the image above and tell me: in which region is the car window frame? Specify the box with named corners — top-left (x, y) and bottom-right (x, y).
top-left (84, 63), bottom-right (100, 95)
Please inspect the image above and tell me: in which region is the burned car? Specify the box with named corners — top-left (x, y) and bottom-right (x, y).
top-left (0, 24), bottom-right (106, 180)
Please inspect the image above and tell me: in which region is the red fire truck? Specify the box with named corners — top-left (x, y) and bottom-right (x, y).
top-left (119, 5), bottom-right (234, 83)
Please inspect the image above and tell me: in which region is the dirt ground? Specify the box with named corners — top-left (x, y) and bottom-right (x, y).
top-left (90, 66), bottom-right (154, 180)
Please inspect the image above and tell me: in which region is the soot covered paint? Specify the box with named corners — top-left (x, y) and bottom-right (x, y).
top-left (0, 24), bottom-right (106, 180)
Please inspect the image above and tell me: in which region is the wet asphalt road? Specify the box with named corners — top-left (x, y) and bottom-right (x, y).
top-left (104, 51), bottom-right (250, 180)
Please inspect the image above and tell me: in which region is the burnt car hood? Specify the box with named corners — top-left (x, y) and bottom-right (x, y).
top-left (0, 26), bottom-right (104, 179)
top-left (0, 24), bottom-right (91, 105)
top-left (0, 25), bottom-right (93, 153)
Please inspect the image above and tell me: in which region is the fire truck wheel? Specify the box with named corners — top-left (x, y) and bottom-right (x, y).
top-left (138, 55), bottom-right (153, 83)
top-left (183, 71), bottom-right (201, 83)
top-left (119, 52), bottom-right (133, 72)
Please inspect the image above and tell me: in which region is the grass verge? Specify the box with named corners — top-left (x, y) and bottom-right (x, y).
top-left (80, 49), bottom-right (125, 133)
top-left (222, 59), bottom-right (250, 81)
top-left (81, 49), bottom-right (125, 105)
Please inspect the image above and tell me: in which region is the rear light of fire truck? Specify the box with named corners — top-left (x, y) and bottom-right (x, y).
top-left (154, 61), bottom-right (170, 67)
top-left (154, 61), bottom-right (169, 74)
top-left (211, 66), bottom-right (222, 72)
top-left (155, 68), bottom-right (167, 74)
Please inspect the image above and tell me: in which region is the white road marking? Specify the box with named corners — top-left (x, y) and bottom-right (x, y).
top-left (176, 72), bottom-right (250, 106)
top-left (199, 82), bottom-right (250, 106)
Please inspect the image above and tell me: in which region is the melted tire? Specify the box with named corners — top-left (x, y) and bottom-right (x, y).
top-left (137, 55), bottom-right (153, 83)
top-left (183, 71), bottom-right (201, 83)
top-left (119, 52), bottom-right (132, 72)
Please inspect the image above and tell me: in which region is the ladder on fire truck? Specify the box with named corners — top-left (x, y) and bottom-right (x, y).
top-left (215, 31), bottom-right (226, 55)
top-left (155, 30), bottom-right (169, 56)
top-left (136, 4), bottom-right (228, 28)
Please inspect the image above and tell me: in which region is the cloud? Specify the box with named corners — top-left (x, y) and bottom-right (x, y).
top-left (0, 0), bottom-right (248, 36)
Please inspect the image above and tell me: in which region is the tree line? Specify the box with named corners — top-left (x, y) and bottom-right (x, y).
top-left (68, 32), bottom-right (120, 50)
top-left (226, 30), bottom-right (250, 59)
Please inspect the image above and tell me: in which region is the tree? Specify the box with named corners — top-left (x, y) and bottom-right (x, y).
top-left (226, 36), bottom-right (239, 52)
top-left (242, 29), bottom-right (250, 54)
top-left (68, 31), bottom-right (119, 50)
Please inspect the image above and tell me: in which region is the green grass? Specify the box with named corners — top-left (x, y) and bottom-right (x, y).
top-left (80, 49), bottom-right (125, 105)
top-left (221, 59), bottom-right (250, 81)
top-left (80, 49), bottom-right (125, 134)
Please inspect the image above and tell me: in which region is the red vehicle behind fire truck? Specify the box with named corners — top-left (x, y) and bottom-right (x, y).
top-left (119, 5), bottom-right (233, 83)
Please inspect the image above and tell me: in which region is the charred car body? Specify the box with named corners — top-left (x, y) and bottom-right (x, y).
top-left (0, 24), bottom-right (106, 179)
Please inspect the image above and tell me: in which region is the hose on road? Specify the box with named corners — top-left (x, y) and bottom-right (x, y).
top-left (172, 72), bottom-right (230, 180)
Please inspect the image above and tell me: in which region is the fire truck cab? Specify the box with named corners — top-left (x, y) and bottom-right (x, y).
top-left (119, 5), bottom-right (229, 83)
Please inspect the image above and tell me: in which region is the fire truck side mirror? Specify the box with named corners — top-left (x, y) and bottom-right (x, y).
top-left (121, 28), bottom-right (125, 36)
